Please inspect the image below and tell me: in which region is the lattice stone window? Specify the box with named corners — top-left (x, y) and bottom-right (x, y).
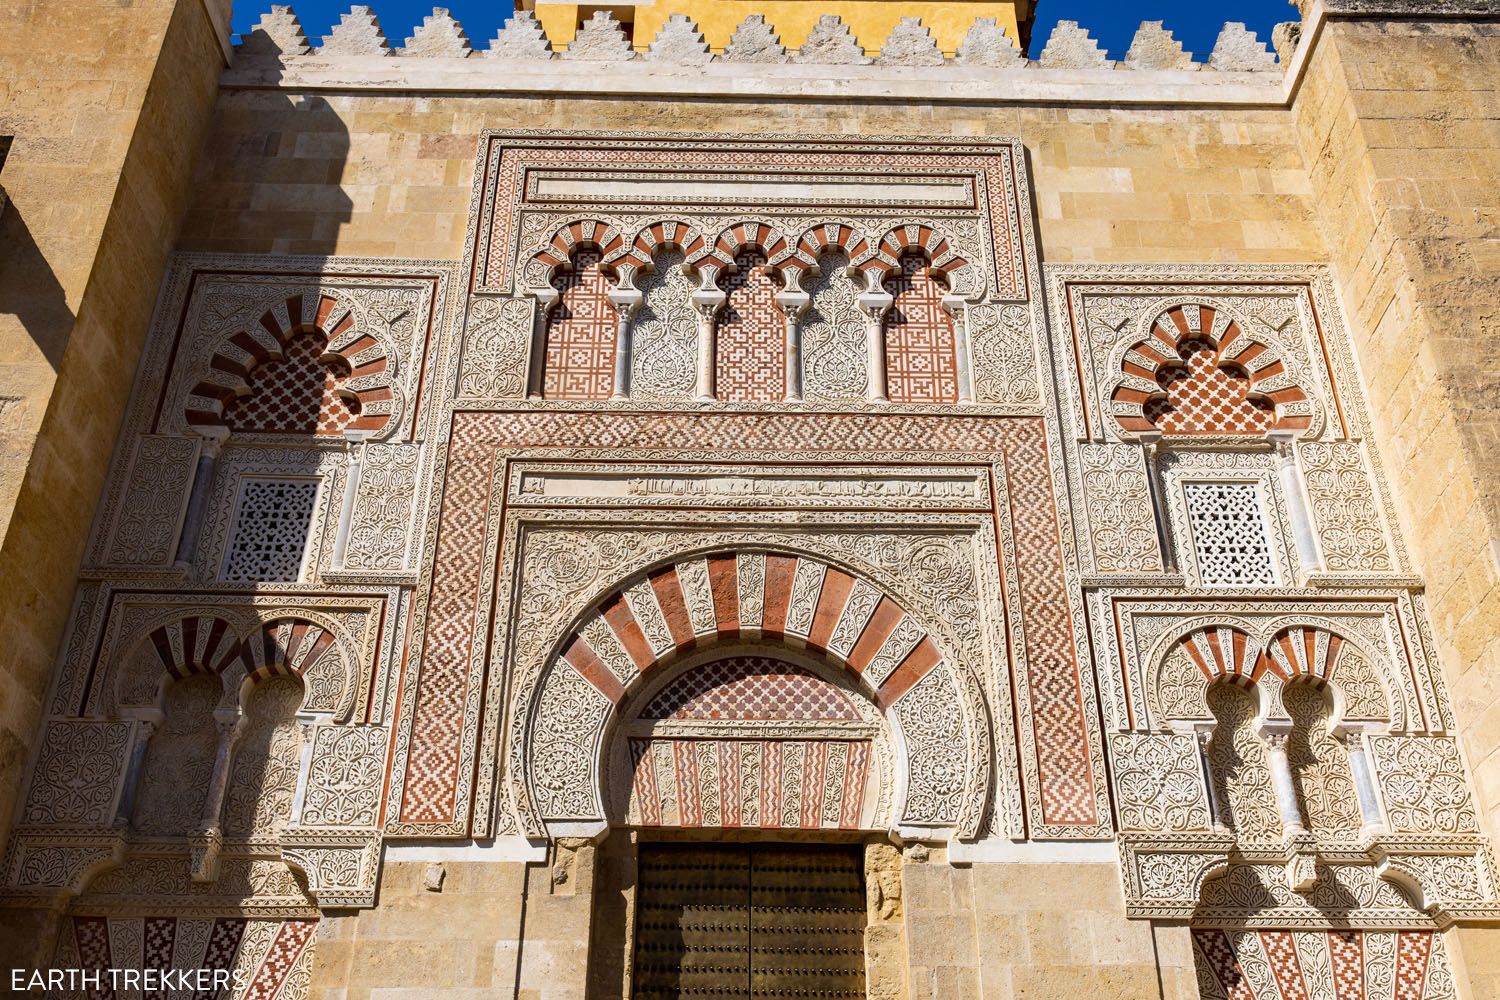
top-left (1182, 481), bottom-right (1277, 586)
top-left (221, 478), bottom-right (318, 582)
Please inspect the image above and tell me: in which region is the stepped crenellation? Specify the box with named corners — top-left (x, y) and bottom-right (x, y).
top-left (238, 4), bottom-right (1285, 73)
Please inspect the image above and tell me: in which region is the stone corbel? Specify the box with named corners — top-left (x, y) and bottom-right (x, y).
top-left (940, 293), bottom-right (977, 404)
top-left (189, 710), bottom-right (245, 883)
top-left (690, 288), bottom-right (727, 401)
top-left (857, 288), bottom-right (894, 403)
top-left (1269, 430), bottom-right (1322, 578)
top-left (773, 289), bottom-right (811, 402)
top-left (280, 828), bottom-right (382, 908)
top-left (525, 285), bottom-right (561, 399)
top-left (174, 426), bottom-right (230, 569)
top-left (606, 287), bottom-right (643, 400)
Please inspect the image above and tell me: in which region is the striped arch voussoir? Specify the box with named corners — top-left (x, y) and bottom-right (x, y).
top-left (1263, 626), bottom-right (1345, 685)
top-left (1111, 302), bottom-right (1311, 437)
top-left (867, 224), bottom-right (967, 283)
top-left (1180, 625), bottom-right (1267, 686)
top-left (184, 293), bottom-right (393, 436)
top-left (695, 221), bottom-right (796, 283)
top-left (559, 550), bottom-right (944, 713)
top-left (617, 220), bottom-right (709, 277)
top-left (786, 224), bottom-right (871, 283)
top-left (148, 615), bottom-right (243, 680)
top-left (530, 219), bottom-right (627, 283)
top-left (239, 617), bottom-right (338, 686)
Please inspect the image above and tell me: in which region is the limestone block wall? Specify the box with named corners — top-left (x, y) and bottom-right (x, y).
top-left (1294, 14), bottom-right (1500, 996)
top-left (0, 0), bottom-right (229, 857)
top-left (180, 98), bottom-right (1319, 266)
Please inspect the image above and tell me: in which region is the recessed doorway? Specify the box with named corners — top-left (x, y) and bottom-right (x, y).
top-left (632, 842), bottom-right (867, 999)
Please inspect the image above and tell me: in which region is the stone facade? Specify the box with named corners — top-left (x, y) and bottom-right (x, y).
top-left (5, 2), bottom-right (1500, 999)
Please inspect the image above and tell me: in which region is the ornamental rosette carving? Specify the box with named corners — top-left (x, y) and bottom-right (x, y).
top-left (1369, 736), bottom-right (1479, 835)
top-left (22, 721), bottom-right (132, 827)
top-left (301, 726), bottom-right (389, 828)
top-left (1109, 733), bottom-right (1210, 832)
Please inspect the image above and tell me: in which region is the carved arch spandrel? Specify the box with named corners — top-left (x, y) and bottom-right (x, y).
top-left (1108, 299), bottom-right (1319, 441)
top-left (108, 609), bottom-right (361, 724)
top-left (510, 545), bottom-right (991, 842)
top-left (1144, 620), bottom-right (1400, 731)
top-left (184, 292), bottom-right (397, 438)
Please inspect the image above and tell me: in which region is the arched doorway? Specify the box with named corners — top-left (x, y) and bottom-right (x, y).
top-left (608, 648), bottom-right (882, 999)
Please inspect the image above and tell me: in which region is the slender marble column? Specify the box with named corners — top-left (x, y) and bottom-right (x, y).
top-left (1271, 431), bottom-right (1322, 575)
top-left (174, 428), bottom-right (229, 568)
top-left (607, 288), bottom-right (643, 401)
top-left (1263, 728), bottom-right (1309, 836)
top-left (858, 288), bottom-right (893, 403)
top-left (691, 288), bottom-right (726, 401)
top-left (525, 286), bottom-right (560, 399)
top-left (774, 289), bottom-right (810, 403)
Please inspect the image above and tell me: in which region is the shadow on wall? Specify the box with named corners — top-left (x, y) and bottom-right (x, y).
top-left (0, 187), bottom-right (75, 371)
top-left (188, 33), bottom-right (354, 255)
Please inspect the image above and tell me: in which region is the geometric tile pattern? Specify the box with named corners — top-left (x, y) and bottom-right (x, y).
top-left (1001, 419), bottom-right (1096, 826)
top-left (221, 331), bottom-right (358, 435)
top-left (542, 250), bottom-right (617, 399)
top-left (627, 737), bottom-right (871, 830)
top-left (221, 478), bottom-right (318, 583)
top-left (1192, 929), bottom-right (1450, 1000)
top-left (715, 251), bottom-right (785, 402)
top-left (243, 919), bottom-right (318, 1000)
top-left (883, 253), bottom-right (959, 404)
top-left (66, 915), bottom-right (258, 995)
top-left (1144, 338), bottom-right (1274, 436)
top-left (640, 656), bottom-right (862, 721)
top-left (400, 431), bottom-right (499, 823)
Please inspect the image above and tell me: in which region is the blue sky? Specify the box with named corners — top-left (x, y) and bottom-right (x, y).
top-left (231, 0), bottom-right (1294, 59)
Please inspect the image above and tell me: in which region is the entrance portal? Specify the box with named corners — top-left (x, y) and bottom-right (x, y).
top-left (633, 843), bottom-right (867, 999)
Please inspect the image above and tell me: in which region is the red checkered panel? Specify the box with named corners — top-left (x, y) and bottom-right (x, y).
top-left (883, 254), bottom-right (959, 405)
top-left (542, 250), bottom-right (617, 400)
top-left (641, 655), bottom-right (862, 721)
top-left (1144, 339), bottom-right (1273, 435)
top-left (715, 252), bottom-right (785, 401)
top-left (221, 331), bottom-right (357, 435)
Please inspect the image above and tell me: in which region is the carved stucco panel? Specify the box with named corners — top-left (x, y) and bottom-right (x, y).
top-left (22, 720), bottom-right (133, 828)
top-left (1108, 732), bottom-right (1210, 833)
top-left (800, 254), bottom-right (868, 402)
top-left (1299, 440), bottom-right (1394, 573)
top-left (1368, 735), bottom-right (1480, 835)
top-left (344, 442), bottom-right (422, 573)
top-left (630, 250), bottom-right (699, 401)
top-left (301, 725), bottom-right (390, 828)
top-left (458, 295), bottom-right (533, 400)
top-left (966, 301), bottom-right (1039, 405)
top-left (96, 435), bottom-right (199, 568)
top-left (1078, 443), bottom-right (1161, 574)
